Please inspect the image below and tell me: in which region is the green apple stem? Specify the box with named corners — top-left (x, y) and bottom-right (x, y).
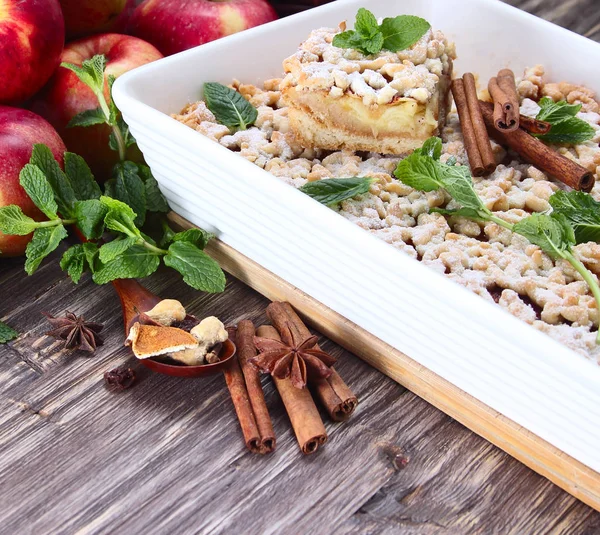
top-left (564, 250), bottom-right (600, 343)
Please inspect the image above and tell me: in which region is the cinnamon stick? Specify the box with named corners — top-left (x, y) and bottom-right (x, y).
top-left (463, 73), bottom-right (496, 174)
top-left (519, 115), bottom-right (551, 135)
top-left (479, 100), bottom-right (595, 192)
top-left (451, 78), bottom-right (485, 176)
top-left (266, 302), bottom-right (358, 421)
top-left (237, 320), bottom-right (276, 452)
top-left (223, 326), bottom-right (275, 454)
top-left (256, 325), bottom-right (327, 455)
top-left (489, 69), bottom-right (520, 132)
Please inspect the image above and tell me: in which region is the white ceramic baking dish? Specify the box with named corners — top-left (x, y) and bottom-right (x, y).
top-left (113, 0), bottom-right (600, 473)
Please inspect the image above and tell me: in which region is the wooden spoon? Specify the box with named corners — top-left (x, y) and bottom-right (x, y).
top-left (111, 279), bottom-right (236, 378)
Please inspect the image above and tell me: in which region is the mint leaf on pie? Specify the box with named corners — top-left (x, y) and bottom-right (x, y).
top-left (0, 206), bottom-right (38, 236)
top-left (333, 9), bottom-right (430, 55)
top-left (534, 97), bottom-right (595, 144)
top-left (164, 241), bottom-right (226, 293)
top-left (513, 213), bottom-right (575, 258)
top-left (203, 82), bottom-right (257, 130)
top-left (0, 321), bottom-right (18, 344)
top-left (24, 225), bottom-right (68, 275)
top-left (431, 207), bottom-right (488, 221)
top-left (394, 151), bottom-right (441, 191)
top-left (437, 164), bottom-right (485, 212)
top-left (380, 15), bottom-right (431, 53)
top-left (549, 190), bottom-right (600, 244)
top-left (299, 177), bottom-right (375, 205)
top-left (93, 245), bottom-right (161, 284)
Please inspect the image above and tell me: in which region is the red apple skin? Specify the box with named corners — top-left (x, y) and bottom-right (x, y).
top-left (128, 0), bottom-right (278, 56)
top-left (31, 34), bottom-right (163, 181)
top-left (59, 0), bottom-right (137, 40)
top-left (0, 0), bottom-right (65, 105)
top-left (0, 106), bottom-right (66, 257)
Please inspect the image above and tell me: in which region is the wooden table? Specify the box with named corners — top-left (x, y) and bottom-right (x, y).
top-left (2, 1), bottom-right (600, 533)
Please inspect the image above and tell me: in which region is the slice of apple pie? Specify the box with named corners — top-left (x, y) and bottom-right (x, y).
top-left (280, 25), bottom-right (456, 154)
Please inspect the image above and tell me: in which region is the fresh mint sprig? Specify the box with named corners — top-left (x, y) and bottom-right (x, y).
top-left (299, 177), bottom-right (375, 206)
top-left (0, 321), bottom-right (18, 344)
top-left (549, 190), bottom-right (600, 244)
top-left (61, 54), bottom-right (169, 226)
top-left (333, 8), bottom-right (430, 56)
top-left (395, 137), bottom-right (600, 342)
top-left (534, 98), bottom-right (595, 145)
top-left (203, 82), bottom-right (258, 130)
top-left (0, 145), bottom-right (226, 293)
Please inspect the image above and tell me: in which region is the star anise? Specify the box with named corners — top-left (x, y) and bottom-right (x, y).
top-left (43, 311), bottom-right (104, 352)
top-left (252, 325), bottom-right (336, 389)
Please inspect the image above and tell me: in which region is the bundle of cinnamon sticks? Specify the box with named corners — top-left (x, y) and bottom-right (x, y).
top-left (224, 302), bottom-right (358, 455)
top-left (451, 69), bottom-right (594, 191)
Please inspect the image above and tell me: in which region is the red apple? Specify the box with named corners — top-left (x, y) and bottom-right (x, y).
top-left (31, 34), bottom-right (163, 181)
top-left (0, 0), bottom-right (64, 105)
top-left (0, 106), bottom-right (66, 257)
top-left (128, 0), bottom-right (278, 56)
top-left (59, 0), bottom-right (137, 40)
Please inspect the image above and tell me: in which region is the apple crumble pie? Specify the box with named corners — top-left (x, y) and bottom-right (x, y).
top-left (280, 25), bottom-right (454, 154)
top-left (173, 32), bottom-right (600, 362)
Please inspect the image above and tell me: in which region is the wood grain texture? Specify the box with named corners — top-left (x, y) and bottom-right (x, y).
top-left (1, 0), bottom-right (600, 533)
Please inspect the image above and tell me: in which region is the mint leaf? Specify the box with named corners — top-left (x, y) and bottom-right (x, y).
top-left (0, 206), bottom-right (38, 235)
top-left (60, 244), bottom-right (87, 283)
top-left (355, 8), bottom-right (379, 37)
top-left (299, 177), bottom-right (374, 205)
top-left (535, 97), bottom-right (595, 144)
top-left (113, 161), bottom-right (146, 226)
top-left (364, 32), bottom-right (384, 55)
top-left (536, 97), bottom-right (582, 123)
top-left (93, 245), bottom-right (161, 284)
top-left (159, 220), bottom-right (176, 248)
top-left (30, 144), bottom-right (76, 217)
top-left (0, 321), bottom-right (18, 344)
top-left (24, 225), bottom-right (68, 275)
top-left (98, 236), bottom-right (137, 263)
top-left (65, 153), bottom-right (102, 201)
top-left (19, 164), bottom-right (59, 220)
top-left (380, 15), bottom-right (430, 52)
top-left (103, 179), bottom-right (116, 198)
top-left (437, 164), bottom-right (485, 211)
top-left (139, 164), bottom-right (169, 213)
top-left (203, 82), bottom-right (257, 130)
top-left (394, 151), bottom-right (441, 191)
top-left (172, 228), bottom-right (213, 249)
top-left (74, 199), bottom-right (108, 239)
top-left (62, 55), bottom-right (106, 95)
top-left (82, 242), bottom-right (100, 271)
top-left (421, 137), bottom-right (443, 160)
top-left (164, 241), bottom-right (226, 293)
top-left (513, 213), bottom-right (575, 258)
top-left (107, 74), bottom-right (119, 126)
top-left (100, 196), bottom-right (141, 238)
top-left (549, 190), bottom-right (600, 244)
top-left (66, 107), bottom-right (107, 128)
top-left (535, 117), bottom-right (595, 144)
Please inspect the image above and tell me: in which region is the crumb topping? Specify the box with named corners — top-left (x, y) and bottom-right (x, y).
top-left (280, 26), bottom-right (456, 106)
top-left (173, 64), bottom-right (600, 363)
